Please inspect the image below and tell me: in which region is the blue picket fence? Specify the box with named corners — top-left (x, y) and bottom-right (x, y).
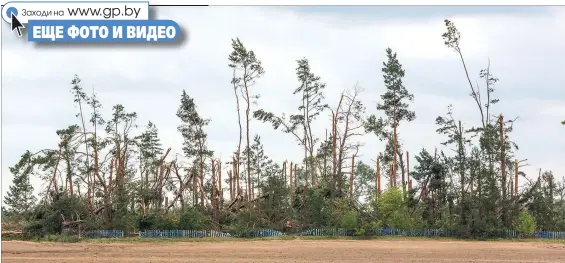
top-left (75, 228), bottom-right (565, 240)
top-left (534, 231), bottom-right (565, 239)
top-left (139, 229), bottom-right (284, 238)
top-left (493, 230), bottom-right (565, 239)
top-left (245, 228), bottom-right (285, 238)
top-left (84, 229), bottom-right (123, 238)
top-left (300, 228), bottom-right (565, 239)
top-left (300, 228), bottom-right (354, 236)
top-left (300, 228), bottom-right (446, 237)
top-left (140, 230), bottom-right (232, 238)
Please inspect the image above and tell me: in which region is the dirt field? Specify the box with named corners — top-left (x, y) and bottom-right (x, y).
top-left (3, 239), bottom-right (565, 263)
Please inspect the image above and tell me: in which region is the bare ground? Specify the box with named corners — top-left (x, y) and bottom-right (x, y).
top-left (3, 239), bottom-right (565, 263)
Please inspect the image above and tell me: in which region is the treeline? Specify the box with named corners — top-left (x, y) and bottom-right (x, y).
top-left (4, 19), bottom-right (565, 239)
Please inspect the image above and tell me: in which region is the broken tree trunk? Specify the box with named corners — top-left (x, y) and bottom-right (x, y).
top-left (228, 170), bottom-right (233, 201)
top-left (282, 161), bottom-right (287, 183)
top-left (376, 155), bottom-right (381, 196)
top-left (350, 154), bottom-right (355, 199)
top-left (514, 159), bottom-right (519, 197)
top-left (49, 141), bottom-right (64, 197)
top-left (212, 159), bottom-right (216, 214)
top-left (499, 115), bottom-right (507, 225)
top-left (389, 162), bottom-right (394, 188)
top-left (91, 135), bottom-right (101, 208)
top-left (406, 151), bottom-right (410, 195)
top-left (212, 159), bottom-right (219, 223)
top-left (193, 168), bottom-right (198, 206)
top-left (324, 129), bottom-right (328, 180)
top-left (231, 193), bottom-right (270, 212)
top-left (331, 113), bottom-right (337, 182)
top-left (289, 162), bottom-right (294, 206)
top-left (200, 156), bottom-right (205, 207)
top-left (294, 164), bottom-right (298, 190)
top-left (218, 160), bottom-right (222, 202)
top-left (233, 155), bottom-right (240, 197)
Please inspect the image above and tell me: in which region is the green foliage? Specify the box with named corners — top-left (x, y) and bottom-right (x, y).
top-left (377, 187), bottom-right (421, 230)
top-left (365, 48), bottom-right (415, 141)
top-left (355, 220), bottom-right (382, 236)
top-left (136, 121), bottom-right (163, 165)
top-left (177, 90), bottom-right (213, 159)
top-left (230, 211), bottom-right (262, 235)
top-left (137, 210), bottom-right (209, 231)
top-left (514, 210), bottom-right (536, 236)
top-left (4, 24), bottom-right (565, 242)
top-left (341, 211), bottom-right (358, 229)
top-left (4, 151), bottom-right (37, 218)
top-left (22, 195), bottom-right (90, 238)
top-left (178, 209), bottom-right (206, 230)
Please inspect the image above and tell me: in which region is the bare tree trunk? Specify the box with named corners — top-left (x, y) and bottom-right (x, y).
top-left (399, 151), bottom-right (406, 195)
top-left (458, 120), bottom-right (465, 214)
top-left (499, 115), bottom-right (507, 225)
top-left (331, 113), bottom-right (337, 190)
top-left (514, 160), bottom-right (518, 197)
top-left (393, 103), bottom-right (398, 187)
top-left (389, 162), bottom-right (394, 188)
top-left (294, 164), bottom-right (298, 190)
top-left (244, 86), bottom-right (252, 202)
top-left (236, 156), bottom-right (240, 196)
top-left (406, 151), bottom-right (410, 195)
top-left (256, 155), bottom-right (261, 200)
top-left (193, 169), bottom-right (197, 206)
top-left (65, 156), bottom-right (73, 196)
top-left (228, 170), bottom-right (233, 200)
top-left (50, 142), bottom-right (64, 196)
top-left (283, 161), bottom-right (287, 184)
top-left (289, 161), bottom-right (294, 207)
top-left (376, 155), bottom-right (381, 196)
top-left (76, 95), bottom-right (90, 207)
top-left (302, 90), bottom-right (309, 189)
top-left (349, 154), bottom-right (355, 199)
top-left (212, 159), bottom-right (218, 222)
top-left (324, 129), bottom-right (328, 181)
top-left (232, 70), bottom-right (243, 199)
top-left (200, 156), bottom-right (205, 207)
top-left (218, 161), bottom-right (222, 203)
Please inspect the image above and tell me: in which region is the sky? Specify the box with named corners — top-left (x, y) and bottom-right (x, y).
top-left (1, 6), bottom-right (564, 200)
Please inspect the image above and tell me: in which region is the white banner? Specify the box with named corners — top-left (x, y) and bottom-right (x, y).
top-left (1, 1), bottom-right (149, 24)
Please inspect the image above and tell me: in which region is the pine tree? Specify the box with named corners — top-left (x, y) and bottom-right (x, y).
top-left (105, 104), bottom-right (138, 221)
top-left (55, 125), bottom-right (81, 196)
top-left (135, 121), bottom-right (163, 200)
top-left (365, 48), bottom-right (415, 193)
top-left (255, 58), bottom-right (327, 187)
top-left (4, 151), bottom-right (37, 217)
top-left (177, 90), bottom-right (213, 206)
top-left (229, 38), bottom-right (264, 200)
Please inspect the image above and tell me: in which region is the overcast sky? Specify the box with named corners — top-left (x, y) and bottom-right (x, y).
top-left (2, 6), bottom-right (564, 199)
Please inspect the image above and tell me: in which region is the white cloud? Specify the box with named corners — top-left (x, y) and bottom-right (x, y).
top-left (2, 6), bottom-right (564, 198)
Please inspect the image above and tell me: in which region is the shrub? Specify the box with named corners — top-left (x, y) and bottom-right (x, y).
top-left (178, 209), bottom-right (205, 230)
top-left (514, 210), bottom-right (536, 237)
top-left (341, 211), bottom-right (357, 229)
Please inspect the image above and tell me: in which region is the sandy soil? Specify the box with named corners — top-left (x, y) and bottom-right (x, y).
top-left (3, 239), bottom-right (565, 263)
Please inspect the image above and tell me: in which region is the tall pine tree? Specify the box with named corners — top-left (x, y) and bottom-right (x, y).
top-left (365, 48), bottom-right (415, 193)
top-left (177, 90), bottom-right (213, 206)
